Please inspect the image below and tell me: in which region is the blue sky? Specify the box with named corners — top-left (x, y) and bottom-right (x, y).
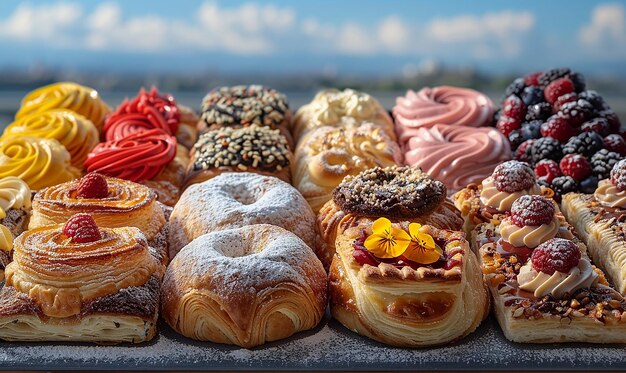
top-left (0, 1), bottom-right (625, 75)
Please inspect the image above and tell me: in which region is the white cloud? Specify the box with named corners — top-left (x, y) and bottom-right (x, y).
top-left (579, 3), bottom-right (626, 54)
top-left (377, 16), bottom-right (410, 53)
top-left (0, 2), bottom-right (81, 44)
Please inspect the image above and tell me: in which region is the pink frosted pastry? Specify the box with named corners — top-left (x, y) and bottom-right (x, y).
top-left (393, 86), bottom-right (495, 147)
top-left (404, 124), bottom-right (511, 193)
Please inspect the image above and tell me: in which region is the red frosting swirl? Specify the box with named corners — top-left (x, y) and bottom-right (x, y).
top-left (84, 129), bottom-right (176, 182)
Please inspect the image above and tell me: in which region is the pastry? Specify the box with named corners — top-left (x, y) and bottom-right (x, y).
top-left (473, 195), bottom-right (626, 343)
top-left (562, 160), bottom-right (626, 294)
top-left (0, 136), bottom-right (80, 190)
top-left (329, 217), bottom-right (487, 347)
top-left (293, 122), bottom-right (402, 213)
top-left (0, 177), bottom-right (32, 278)
top-left (0, 214), bottom-right (162, 343)
top-left (319, 166), bottom-right (464, 268)
top-left (393, 86), bottom-right (495, 146)
top-left (402, 124), bottom-right (511, 193)
top-left (0, 224), bottom-right (12, 280)
top-left (185, 125), bottom-right (291, 187)
top-left (15, 82), bottom-right (111, 130)
top-left (2, 109), bottom-right (99, 167)
top-left (198, 85), bottom-right (292, 146)
top-left (168, 172), bottom-right (320, 261)
top-left (29, 173), bottom-right (168, 265)
top-left (293, 88), bottom-right (395, 142)
top-left (161, 224), bottom-right (327, 348)
top-left (176, 104), bottom-right (199, 149)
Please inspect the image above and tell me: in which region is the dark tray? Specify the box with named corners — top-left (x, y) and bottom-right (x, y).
top-left (1, 313), bottom-right (625, 371)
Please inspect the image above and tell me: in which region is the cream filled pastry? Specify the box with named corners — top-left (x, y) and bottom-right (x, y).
top-left (403, 124), bottom-right (511, 193)
top-left (498, 196), bottom-right (559, 249)
top-left (0, 176), bottom-right (31, 276)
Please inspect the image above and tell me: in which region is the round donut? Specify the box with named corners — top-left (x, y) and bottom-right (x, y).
top-left (168, 172), bottom-right (322, 262)
top-left (161, 224), bottom-right (327, 348)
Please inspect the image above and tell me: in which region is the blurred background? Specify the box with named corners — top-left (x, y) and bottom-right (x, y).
top-left (1, 0), bottom-right (625, 124)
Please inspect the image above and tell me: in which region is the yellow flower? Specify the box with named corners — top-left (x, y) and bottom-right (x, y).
top-left (403, 223), bottom-right (443, 264)
top-left (364, 218), bottom-right (410, 258)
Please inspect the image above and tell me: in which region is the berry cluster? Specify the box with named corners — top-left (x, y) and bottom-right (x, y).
top-left (496, 68), bottom-right (624, 200)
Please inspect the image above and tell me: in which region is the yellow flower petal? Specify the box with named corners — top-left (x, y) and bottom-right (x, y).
top-left (364, 218), bottom-right (410, 259)
top-left (372, 217), bottom-right (392, 233)
top-left (404, 242), bottom-right (443, 264)
top-left (408, 223), bottom-right (422, 238)
top-left (418, 232), bottom-right (436, 249)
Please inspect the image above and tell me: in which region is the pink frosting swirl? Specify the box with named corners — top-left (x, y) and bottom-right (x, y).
top-left (404, 124), bottom-right (511, 192)
top-left (393, 86), bottom-right (495, 147)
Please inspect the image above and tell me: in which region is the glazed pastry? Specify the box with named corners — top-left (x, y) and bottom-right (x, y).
top-left (402, 124), bottom-right (511, 193)
top-left (15, 82), bottom-right (111, 130)
top-left (162, 224), bottom-right (327, 348)
top-left (185, 125), bottom-right (291, 187)
top-left (454, 160), bottom-right (553, 234)
top-left (0, 136), bottom-right (80, 190)
top-left (393, 86), bottom-right (495, 147)
top-left (198, 85), bottom-right (292, 146)
top-left (318, 166), bottom-right (463, 266)
top-left (293, 88), bottom-right (395, 142)
top-left (169, 172), bottom-right (320, 262)
top-left (473, 195), bottom-right (626, 343)
top-left (329, 217), bottom-right (487, 347)
top-left (0, 214), bottom-right (162, 343)
top-left (29, 173), bottom-right (168, 264)
top-left (562, 160), bottom-right (626, 294)
top-left (2, 109), bottom-right (99, 167)
top-left (293, 122), bottom-right (402, 212)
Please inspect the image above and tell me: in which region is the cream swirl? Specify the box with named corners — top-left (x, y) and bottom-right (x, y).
top-left (0, 224), bottom-right (13, 252)
top-left (594, 179), bottom-right (626, 208)
top-left (499, 215), bottom-right (560, 248)
top-left (403, 124), bottom-right (511, 193)
top-left (0, 176), bottom-right (31, 220)
top-left (479, 176), bottom-right (542, 211)
top-left (517, 259), bottom-right (599, 299)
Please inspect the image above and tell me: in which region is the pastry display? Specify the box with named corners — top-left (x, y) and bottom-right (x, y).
top-left (185, 125), bottom-right (291, 187)
top-left (402, 124), bottom-right (511, 193)
top-left (0, 224), bottom-right (12, 279)
top-left (393, 86), bottom-right (495, 147)
top-left (0, 177), bottom-right (32, 278)
top-left (29, 173), bottom-right (168, 264)
top-left (319, 166), bottom-right (463, 262)
top-left (497, 68), bottom-right (623, 199)
top-left (161, 224), bottom-right (327, 348)
top-left (198, 85), bottom-right (292, 146)
top-left (293, 122), bottom-right (402, 212)
top-left (293, 88), bottom-right (395, 142)
top-left (168, 172), bottom-right (320, 260)
top-left (2, 109), bottom-right (99, 167)
top-left (0, 136), bottom-right (80, 190)
top-left (15, 82), bottom-right (111, 130)
top-left (0, 213), bottom-right (162, 343)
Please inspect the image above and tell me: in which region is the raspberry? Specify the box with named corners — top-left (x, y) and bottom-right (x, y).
top-left (581, 118), bottom-right (610, 137)
top-left (552, 92), bottom-right (578, 112)
top-left (597, 110), bottom-right (622, 134)
top-left (504, 78), bottom-right (525, 98)
top-left (492, 160), bottom-right (536, 193)
top-left (610, 159), bottom-right (626, 191)
top-left (524, 71), bottom-right (542, 87)
top-left (562, 132), bottom-right (604, 157)
top-left (534, 159), bottom-right (561, 183)
top-left (502, 95), bottom-right (526, 120)
top-left (551, 176), bottom-right (578, 201)
top-left (514, 139), bottom-right (534, 163)
top-left (580, 176), bottom-right (599, 194)
top-left (76, 173), bottom-right (109, 199)
top-left (525, 102), bottom-right (552, 122)
top-left (530, 137), bottom-right (562, 164)
top-left (559, 154), bottom-right (592, 181)
top-left (510, 195), bottom-right (555, 227)
top-left (531, 238), bottom-right (581, 275)
top-left (544, 78), bottom-right (575, 104)
top-left (521, 121), bottom-right (542, 140)
top-left (496, 115), bottom-right (522, 137)
top-left (62, 213), bottom-right (102, 243)
top-left (569, 72), bottom-right (586, 92)
top-left (521, 86), bottom-right (545, 106)
top-left (604, 134), bottom-right (626, 156)
top-left (579, 90), bottom-right (608, 111)
top-left (538, 68), bottom-right (571, 86)
top-left (540, 116), bottom-right (577, 143)
top-left (558, 99), bottom-right (594, 127)
top-left (591, 149), bottom-right (622, 179)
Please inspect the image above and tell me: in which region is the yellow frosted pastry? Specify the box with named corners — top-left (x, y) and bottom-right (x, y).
top-left (0, 225), bottom-right (12, 253)
top-left (0, 176), bottom-right (31, 220)
top-left (3, 109), bottom-right (99, 167)
top-left (16, 82), bottom-right (111, 130)
top-left (0, 137), bottom-right (80, 190)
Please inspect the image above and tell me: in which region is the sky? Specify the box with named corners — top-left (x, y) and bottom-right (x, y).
top-left (0, 0), bottom-right (625, 76)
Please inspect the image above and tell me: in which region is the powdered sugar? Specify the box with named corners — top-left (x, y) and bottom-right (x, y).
top-left (493, 160), bottom-right (536, 193)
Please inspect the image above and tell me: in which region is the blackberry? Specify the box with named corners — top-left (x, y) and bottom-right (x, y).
top-left (508, 130), bottom-right (525, 150)
top-left (579, 176), bottom-right (599, 194)
top-left (590, 149), bottom-right (622, 179)
top-left (551, 176), bottom-right (578, 201)
top-left (521, 120), bottom-right (542, 140)
top-left (521, 86), bottom-right (545, 106)
top-left (562, 132), bottom-right (604, 157)
top-left (525, 102), bottom-right (552, 121)
top-left (569, 71), bottom-right (586, 92)
top-left (581, 117), bottom-right (610, 136)
top-left (504, 78), bottom-right (525, 98)
top-left (538, 68), bottom-right (571, 86)
top-left (558, 99), bottom-right (594, 126)
top-left (537, 179), bottom-right (552, 189)
top-left (597, 110), bottom-right (622, 133)
top-left (579, 90), bottom-right (607, 111)
top-left (530, 137), bottom-right (562, 164)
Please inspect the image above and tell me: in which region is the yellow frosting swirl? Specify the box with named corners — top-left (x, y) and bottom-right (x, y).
top-left (594, 179), bottom-right (626, 208)
top-left (480, 176), bottom-right (542, 211)
top-left (16, 82), bottom-right (111, 130)
top-left (3, 109), bottom-right (99, 167)
top-left (517, 259), bottom-right (599, 299)
top-left (0, 224), bottom-right (13, 252)
top-left (0, 136), bottom-right (80, 191)
top-left (0, 176), bottom-right (31, 220)
top-left (499, 215), bottom-right (559, 248)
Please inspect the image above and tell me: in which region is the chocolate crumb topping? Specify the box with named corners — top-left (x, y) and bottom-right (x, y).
top-left (192, 124), bottom-right (290, 173)
top-left (333, 166), bottom-right (446, 218)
